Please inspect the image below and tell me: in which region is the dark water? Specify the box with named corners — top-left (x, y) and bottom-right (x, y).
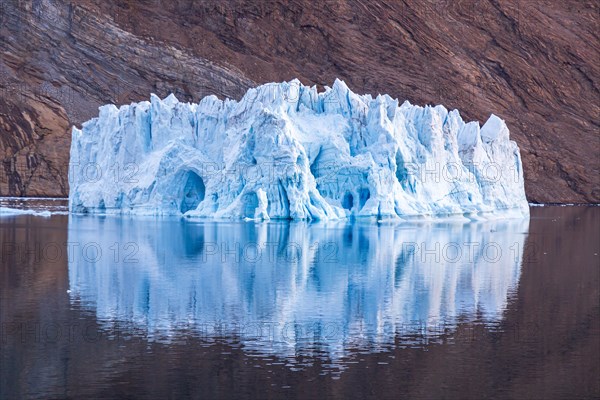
top-left (0, 206), bottom-right (598, 399)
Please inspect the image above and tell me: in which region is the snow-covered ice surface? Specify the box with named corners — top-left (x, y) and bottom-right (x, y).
top-left (69, 80), bottom-right (529, 220)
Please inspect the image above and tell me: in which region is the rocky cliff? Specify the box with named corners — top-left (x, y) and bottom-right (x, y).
top-left (0, 0), bottom-right (598, 202)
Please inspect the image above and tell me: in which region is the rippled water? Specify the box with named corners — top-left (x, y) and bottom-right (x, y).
top-left (1, 206), bottom-right (598, 399)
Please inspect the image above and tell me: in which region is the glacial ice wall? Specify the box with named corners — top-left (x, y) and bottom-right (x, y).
top-left (69, 79), bottom-right (529, 220)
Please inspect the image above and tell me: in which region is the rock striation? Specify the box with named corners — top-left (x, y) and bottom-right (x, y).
top-left (1, 1), bottom-right (598, 202)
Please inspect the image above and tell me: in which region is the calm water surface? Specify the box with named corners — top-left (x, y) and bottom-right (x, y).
top-left (0, 206), bottom-right (598, 399)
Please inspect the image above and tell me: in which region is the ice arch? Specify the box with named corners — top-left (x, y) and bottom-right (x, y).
top-left (180, 171), bottom-right (205, 214)
top-left (243, 192), bottom-right (259, 218)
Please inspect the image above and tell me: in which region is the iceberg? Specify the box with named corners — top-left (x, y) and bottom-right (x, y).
top-left (0, 207), bottom-right (52, 217)
top-left (69, 79), bottom-right (529, 220)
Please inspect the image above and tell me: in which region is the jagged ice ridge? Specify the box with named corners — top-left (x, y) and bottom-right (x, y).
top-left (69, 79), bottom-right (529, 220)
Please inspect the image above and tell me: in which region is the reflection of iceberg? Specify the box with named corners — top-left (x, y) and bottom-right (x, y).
top-left (68, 217), bottom-right (527, 363)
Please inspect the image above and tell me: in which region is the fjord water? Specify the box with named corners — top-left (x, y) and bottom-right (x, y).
top-left (1, 207), bottom-right (598, 399)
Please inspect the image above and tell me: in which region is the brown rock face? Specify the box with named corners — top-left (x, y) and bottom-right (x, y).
top-left (0, 0), bottom-right (598, 202)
